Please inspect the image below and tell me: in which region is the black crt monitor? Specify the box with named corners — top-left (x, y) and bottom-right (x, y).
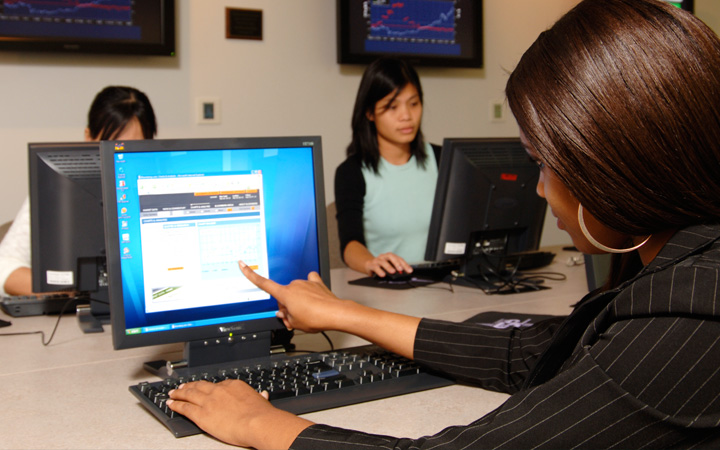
top-left (28, 142), bottom-right (110, 330)
top-left (101, 136), bottom-right (330, 374)
top-left (425, 137), bottom-right (547, 291)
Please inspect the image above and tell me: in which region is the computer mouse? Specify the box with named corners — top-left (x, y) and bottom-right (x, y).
top-left (372, 271), bottom-right (413, 282)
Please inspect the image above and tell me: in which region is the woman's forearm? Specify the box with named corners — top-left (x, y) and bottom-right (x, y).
top-left (3, 267), bottom-right (33, 296)
top-left (343, 240), bottom-right (374, 274)
top-left (329, 299), bottom-right (421, 360)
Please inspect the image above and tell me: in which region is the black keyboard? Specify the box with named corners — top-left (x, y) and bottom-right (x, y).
top-left (0, 294), bottom-right (82, 317)
top-left (383, 259), bottom-right (461, 281)
top-left (130, 345), bottom-right (454, 438)
top-left (399, 252), bottom-right (556, 280)
top-left (383, 252), bottom-right (555, 282)
top-left (411, 258), bottom-right (461, 273)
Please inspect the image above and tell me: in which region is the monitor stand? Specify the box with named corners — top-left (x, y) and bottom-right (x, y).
top-left (143, 331), bottom-right (274, 379)
top-left (76, 288), bottom-right (110, 333)
top-left (76, 303), bottom-right (110, 333)
top-left (75, 259), bottom-right (111, 333)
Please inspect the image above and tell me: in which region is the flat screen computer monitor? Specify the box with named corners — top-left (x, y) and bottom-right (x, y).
top-left (425, 137), bottom-right (547, 290)
top-left (101, 136), bottom-right (329, 373)
top-left (28, 142), bottom-right (110, 330)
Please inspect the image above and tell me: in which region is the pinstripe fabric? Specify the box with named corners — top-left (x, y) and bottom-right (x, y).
top-left (292, 224), bottom-right (720, 449)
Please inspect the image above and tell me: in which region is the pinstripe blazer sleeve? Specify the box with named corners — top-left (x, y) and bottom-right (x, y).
top-left (412, 317), bottom-right (566, 393)
top-left (290, 225), bottom-right (720, 449)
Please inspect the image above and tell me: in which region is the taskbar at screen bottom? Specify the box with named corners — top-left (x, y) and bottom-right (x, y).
top-left (125, 310), bottom-right (278, 335)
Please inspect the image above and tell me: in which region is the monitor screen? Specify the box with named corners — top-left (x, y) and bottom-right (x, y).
top-left (425, 137), bottom-right (546, 289)
top-left (28, 142), bottom-right (110, 323)
top-left (0, 0), bottom-right (175, 55)
top-left (337, 0), bottom-right (483, 68)
top-left (101, 136), bottom-right (329, 370)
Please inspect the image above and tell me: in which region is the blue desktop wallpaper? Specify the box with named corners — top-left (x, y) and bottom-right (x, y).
top-left (113, 146), bottom-right (320, 330)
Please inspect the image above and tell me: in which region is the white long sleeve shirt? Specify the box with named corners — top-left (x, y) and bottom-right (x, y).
top-left (0, 198), bottom-right (31, 296)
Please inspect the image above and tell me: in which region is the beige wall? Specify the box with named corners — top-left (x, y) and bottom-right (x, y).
top-left (1, 0), bottom-right (717, 247)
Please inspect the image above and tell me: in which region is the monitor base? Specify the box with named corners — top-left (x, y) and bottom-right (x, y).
top-left (76, 303), bottom-right (110, 333)
top-left (142, 330), bottom-right (294, 378)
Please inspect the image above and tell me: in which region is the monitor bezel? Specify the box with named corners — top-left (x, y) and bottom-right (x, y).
top-left (101, 136), bottom-right (330, 351)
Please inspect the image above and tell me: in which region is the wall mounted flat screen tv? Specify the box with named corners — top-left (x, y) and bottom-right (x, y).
top-left (662, 0), bottom-right (693, 12)
top-left (337, 0), bottom-right (482, 68)
top-left (0, 0), bottom-right (175, 55)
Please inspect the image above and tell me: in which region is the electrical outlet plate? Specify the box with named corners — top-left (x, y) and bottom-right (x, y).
top-left (197, 97), bottom-right (221, 124)
top-left (490, 100), bottom-right (506, 123)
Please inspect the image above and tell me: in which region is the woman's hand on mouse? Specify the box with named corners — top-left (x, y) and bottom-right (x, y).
top-left (364, 252), bottom-right (413, 277)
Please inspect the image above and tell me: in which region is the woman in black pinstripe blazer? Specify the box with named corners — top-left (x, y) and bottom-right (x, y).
top-left (168, 0), bottom-right (720, 448)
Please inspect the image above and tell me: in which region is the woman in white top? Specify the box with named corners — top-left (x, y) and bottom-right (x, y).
top-left (0, 86), bottom-right (156, 296)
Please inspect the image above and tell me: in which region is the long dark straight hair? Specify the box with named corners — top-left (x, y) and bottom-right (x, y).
top-left (506, 0), bottom-right (720, 287)
top-left (347, 57), bottom-right (427, 173)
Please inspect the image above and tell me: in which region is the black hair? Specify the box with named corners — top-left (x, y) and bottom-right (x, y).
top-left (506, 0), bottom-right (720, 287)
top-left (87, 86), bottom-right (157, 140)
top-left (347, 57), bottom-right (427, 173)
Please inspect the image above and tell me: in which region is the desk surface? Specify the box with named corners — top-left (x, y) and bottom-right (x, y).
top-left (1, 247), bottom-right (587, 450)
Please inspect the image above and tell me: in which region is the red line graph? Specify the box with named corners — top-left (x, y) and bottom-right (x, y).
top-left (4, 0), bottom-right (131, 13)
top-left (370, 0), bottom-right (455, 39)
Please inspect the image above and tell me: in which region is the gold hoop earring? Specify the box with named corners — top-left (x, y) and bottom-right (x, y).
top-left (577, 204), bottom-right (651, 253)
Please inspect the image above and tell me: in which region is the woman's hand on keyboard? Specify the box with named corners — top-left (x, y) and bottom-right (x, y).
top-left (167, 379), bottom-right (312, 449)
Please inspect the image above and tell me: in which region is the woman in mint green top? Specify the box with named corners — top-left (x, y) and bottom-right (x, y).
top-left (334, 57), bottom-right (439, 277)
